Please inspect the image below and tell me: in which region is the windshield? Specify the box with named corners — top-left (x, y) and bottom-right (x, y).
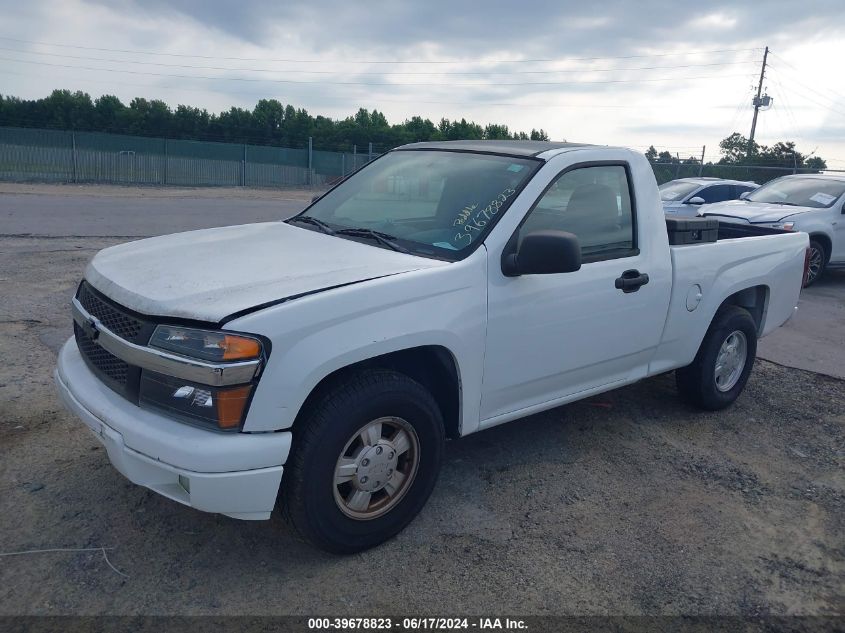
top-left (658, 180), bottom-right (700, 202)
top-left (746, 177), bottom-right (845, 208)
top-left (292, 150), bottom-right (538, 259)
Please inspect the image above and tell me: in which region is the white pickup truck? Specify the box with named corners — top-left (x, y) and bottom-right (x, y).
top-left (55, 140), bottom-right (809, 553)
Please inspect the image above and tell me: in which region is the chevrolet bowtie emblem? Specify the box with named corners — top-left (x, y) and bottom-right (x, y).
top-left (83, 317), bottom-right (99, 342)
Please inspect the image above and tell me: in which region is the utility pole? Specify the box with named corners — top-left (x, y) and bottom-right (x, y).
top-left (698, 145), bottom-right (706, 177)
top-left (748, 46), bottom-right (769, 154)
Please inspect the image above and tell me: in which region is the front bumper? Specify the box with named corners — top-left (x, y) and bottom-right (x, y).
top-left (55, 338), bottom-right (291, 520)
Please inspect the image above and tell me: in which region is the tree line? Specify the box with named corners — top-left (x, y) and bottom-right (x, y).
top-left (0, 89), bottom-right (826, 172)
top-left (645, 132), bottom-right (826, 170)
top-left (0, 89), bottom-right (549, 152)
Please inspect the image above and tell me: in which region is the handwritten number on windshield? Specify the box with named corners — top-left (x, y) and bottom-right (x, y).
top-left (453, 186), bottom-right (517, 246)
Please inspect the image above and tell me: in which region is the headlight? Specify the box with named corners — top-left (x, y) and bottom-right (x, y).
top-left (149, 325), bottom-right (262, 361)
top-left (139, 371), bottom-right (253, 430)
top-left (144, 325), bottom-right (264, 430)
top-left (771, 222), bottom-right (796, 231)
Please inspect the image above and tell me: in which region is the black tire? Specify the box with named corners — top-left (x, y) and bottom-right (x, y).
top-left (803, 239), bottom-right (827, 287)
top-left (282, 369), bottom-right (444, 554)
top-left (676, 305), bottom-right (757, 411)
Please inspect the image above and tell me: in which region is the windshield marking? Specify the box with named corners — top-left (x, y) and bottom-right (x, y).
top-left (454, 186), bottom-right (517, 246)
top-left (810, 192), bottom-right (836, 205)
top-left (453, 204), bottom-right (478, 226)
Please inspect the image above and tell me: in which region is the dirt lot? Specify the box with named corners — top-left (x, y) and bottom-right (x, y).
top-left (0, 185), bottom-right (843, 616)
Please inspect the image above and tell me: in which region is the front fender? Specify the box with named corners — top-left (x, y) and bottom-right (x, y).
top-left (227, 252), bottom-right (488, 434)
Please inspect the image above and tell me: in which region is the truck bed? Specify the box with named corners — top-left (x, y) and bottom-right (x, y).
top-left (647, 222), bottom-right (808, 376)
top-left (665, 217), bottom-right (790, 246)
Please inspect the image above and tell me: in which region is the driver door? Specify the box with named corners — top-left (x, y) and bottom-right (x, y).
top-left (480, 163), bottom-right (671, 424)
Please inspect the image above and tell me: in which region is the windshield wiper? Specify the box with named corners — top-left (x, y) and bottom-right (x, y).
top-left (335, 228), bottom-right (410, 254)
top-left (287, 215), bottom-right (336, 234)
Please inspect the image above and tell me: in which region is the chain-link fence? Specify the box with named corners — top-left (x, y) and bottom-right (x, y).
top-left (0, 126), bottom-right (379, 187)
top-left (650, 161), bottom-right (833, 185)
top-left (0, 126), bottom-right (837, 189)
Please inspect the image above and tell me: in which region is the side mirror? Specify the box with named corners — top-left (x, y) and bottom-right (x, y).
top-left (688, 196), bottom-right (706, 205)
top-left (739, 191), bottom-right (751, 200)
top-left (502, 230), bottom-right (581, 277)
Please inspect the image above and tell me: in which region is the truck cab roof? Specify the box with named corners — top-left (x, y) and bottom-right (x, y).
top-left (395, 140), bottom-right (595, 158)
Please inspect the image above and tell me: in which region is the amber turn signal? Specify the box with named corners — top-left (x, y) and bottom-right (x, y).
top-left (216, 385), bottom-right (253, 429)
top-left (221, 335), bottom-right (262, 361)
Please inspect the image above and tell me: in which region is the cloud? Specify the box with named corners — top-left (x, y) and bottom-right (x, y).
top-left (2, 0), bottom-right (845, 161)
top-left (87, 0), bottom-right (845, 58)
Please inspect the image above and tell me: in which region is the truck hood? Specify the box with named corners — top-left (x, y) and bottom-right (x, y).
top-left (702, 199), bottom-right (813, 223)
top-left (85, 222), bottom-right (446, 323)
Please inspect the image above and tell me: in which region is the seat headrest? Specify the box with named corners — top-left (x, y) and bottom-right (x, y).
top-left (567, 184), bottom-right (617, 214)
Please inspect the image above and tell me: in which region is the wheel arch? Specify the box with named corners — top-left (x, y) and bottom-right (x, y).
top-left (718, 285), bottom-right (769, 336)
top-left (808, 232), bottom-right (832, 263)
top-left (293, 345), bottom-right (462, 440)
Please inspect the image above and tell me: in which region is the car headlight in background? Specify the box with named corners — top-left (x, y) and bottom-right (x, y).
top-left (149, 325), bottom-right (262, 361)
top-left (770, 222), bottom-right (796, 231)
top-left (142, 325), bottom-right (264, 430)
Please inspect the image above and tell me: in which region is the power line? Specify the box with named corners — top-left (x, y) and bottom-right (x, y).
top-left (767, 67), bottom-right (845, 119)
top-left (768, 85), bottom-right (794, 140)
top-left (768, 52), bottom-right (845, 102)
top-left (0, 36), bottom-right (762, 65)
top-left (726, 82), bottom-right (754, 133)
top-left (0, 56), bottom-right (756, 88)
top-left (0, 46), bottom-right (759, 76)
top-left (767, 65), bottom-right (845, 116)
top-left (767, 74), bottom-right (804, 141)
top-left (0, 69), bottom-right (748, 110)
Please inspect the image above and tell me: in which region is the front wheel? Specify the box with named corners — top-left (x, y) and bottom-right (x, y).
top-left (282, 369), bottom-right (444, 553)
top-left (676, 305), bottom-right (757, 410)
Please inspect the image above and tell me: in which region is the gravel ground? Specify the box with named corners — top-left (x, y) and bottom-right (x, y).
top-left (0, 186), bottom-right (843, 617)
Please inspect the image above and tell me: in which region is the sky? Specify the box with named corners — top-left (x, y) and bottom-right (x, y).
top-left (1, 0), bottom-right (844, 167)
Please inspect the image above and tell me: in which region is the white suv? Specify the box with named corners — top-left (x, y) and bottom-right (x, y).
top-left (703, 174), bottom-right (845, 286)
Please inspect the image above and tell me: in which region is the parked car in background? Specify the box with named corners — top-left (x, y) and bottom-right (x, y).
top-left (660, 177), bottom-right (759, 216)
top-left (703, 174), bottom-right (845, 286)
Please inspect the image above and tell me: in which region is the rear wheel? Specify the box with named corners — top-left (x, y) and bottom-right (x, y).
top-left (676, 305), bottom-right (757, 410)
top-left (804, 239), bottom-right (827, 287)
top-left (282, 369), bottom-right (444, 554)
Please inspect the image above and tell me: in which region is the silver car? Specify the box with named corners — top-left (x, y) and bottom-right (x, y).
top-left (660, 177), bottom-right (759, 216)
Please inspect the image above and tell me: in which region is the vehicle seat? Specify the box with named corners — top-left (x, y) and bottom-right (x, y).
top-left (566, 183), bottom-right (619, 228)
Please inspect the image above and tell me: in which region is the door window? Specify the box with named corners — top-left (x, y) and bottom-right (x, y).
top-left (697, 184), bottom-right (734, 203)
top-left (519, 164), bottom-right (635, 261)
